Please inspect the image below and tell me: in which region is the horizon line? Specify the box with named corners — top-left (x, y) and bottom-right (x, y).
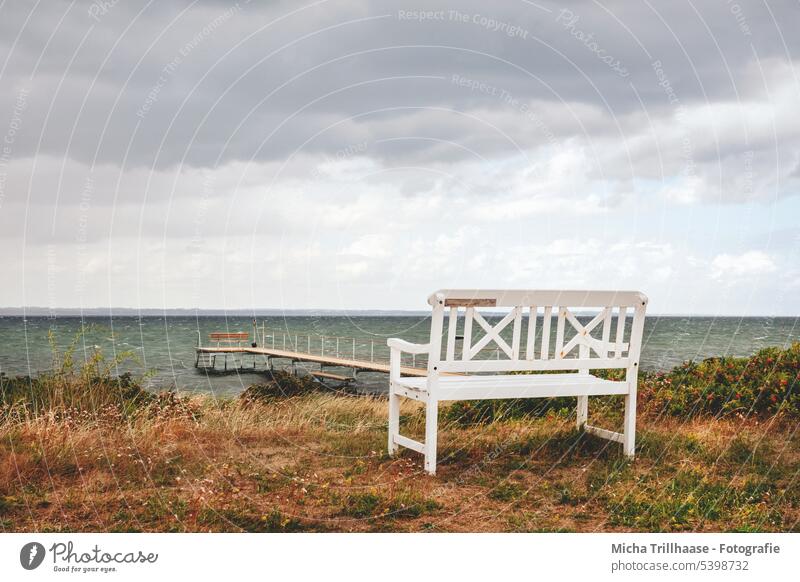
top-left (1, 307), bottom-right (798, 318)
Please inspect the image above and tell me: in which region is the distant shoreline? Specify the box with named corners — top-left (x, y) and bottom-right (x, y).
top-left (1, 309), bottom-right (799, 318)
top-left (0, 308), bottom-right (431, 317)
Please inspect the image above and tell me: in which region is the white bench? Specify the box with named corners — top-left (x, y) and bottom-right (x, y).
top-left (387, 289), bottom-right (648, 474)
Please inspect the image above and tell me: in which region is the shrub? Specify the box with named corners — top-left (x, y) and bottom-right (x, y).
top-left (640, 343), bottom-right (800, 418)
top-left (239, 370), bottom-right (325, 403)
top-left (0, 329), bottom-right (151, 417)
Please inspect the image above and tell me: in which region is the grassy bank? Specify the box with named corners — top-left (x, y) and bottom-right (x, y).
top-left (1, 343), bottom-right (798, 532)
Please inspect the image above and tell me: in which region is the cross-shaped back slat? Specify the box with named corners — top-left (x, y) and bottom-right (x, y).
top-left (557, 308), bottom-right (620, 359)
top-left (467, 310), bottom-right (515, 359)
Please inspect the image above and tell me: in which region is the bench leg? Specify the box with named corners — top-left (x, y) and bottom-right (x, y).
top-left (388, 383), bottom-right (400, 455)
top-left (424, 398), bottom-right (438, 475)
top-left (623, 391), bottom-right (636, 458)
top-left (576, 395), bottom-right (588, 429)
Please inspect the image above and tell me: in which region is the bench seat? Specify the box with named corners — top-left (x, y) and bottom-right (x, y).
top-left (394, 373), bottom-right (628, 401)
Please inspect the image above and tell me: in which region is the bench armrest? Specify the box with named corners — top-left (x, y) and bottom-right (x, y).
top-left (387, 338), bottom-right (430, 354)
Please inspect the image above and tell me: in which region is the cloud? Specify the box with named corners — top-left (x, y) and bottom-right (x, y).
top-left (711, 251), bottom-right (777, 280)
top-left (1, 0), bottom-right (798, 169)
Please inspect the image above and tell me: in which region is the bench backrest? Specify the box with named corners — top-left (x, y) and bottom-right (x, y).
top-left (426, 290), bottom-right (647, 374)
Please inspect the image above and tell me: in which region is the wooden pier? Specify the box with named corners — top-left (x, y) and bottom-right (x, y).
top-left (195, 325), bottom-right (430, 378)
top-left (195, 344), bottom-right (429, 377)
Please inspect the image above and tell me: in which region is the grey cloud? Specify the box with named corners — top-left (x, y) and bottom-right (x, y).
top-left (2, 0), bottom-right (799, 171)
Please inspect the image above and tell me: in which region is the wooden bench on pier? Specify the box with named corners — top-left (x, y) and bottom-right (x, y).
top-left (387, 289), bottom-right (648, 474)
top-left (208, 332), bottom-right (249, 347)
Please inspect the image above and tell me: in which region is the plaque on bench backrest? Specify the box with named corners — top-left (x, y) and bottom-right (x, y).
top-left (443, 298), bottom-right (497, 307)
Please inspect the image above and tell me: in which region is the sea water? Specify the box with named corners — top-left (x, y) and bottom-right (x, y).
top-left (0, 315), bottom-right (797, 396)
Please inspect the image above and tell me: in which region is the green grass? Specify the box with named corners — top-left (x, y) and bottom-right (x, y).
top-left (341, 492), bottom-right (383, 518)
top-left (603, 466), bottom-right (791, 531)
top-left (197, 507), bottom-right (310, 532)
top-left (488, 482), bottom-right (525, 502)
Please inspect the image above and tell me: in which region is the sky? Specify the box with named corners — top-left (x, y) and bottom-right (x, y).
top-left (0, 0), bottom-right (798, 315)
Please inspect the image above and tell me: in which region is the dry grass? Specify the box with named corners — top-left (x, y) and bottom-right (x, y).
top-left (1, 390), bottom-right (798, 533)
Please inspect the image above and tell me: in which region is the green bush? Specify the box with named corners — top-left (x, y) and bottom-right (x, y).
top-left (640, 343), bottom-right (800, 418)
top-left (0, 329), bottom-right (151, 416)
top-left (239, 370), bottom-right (325, 403)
